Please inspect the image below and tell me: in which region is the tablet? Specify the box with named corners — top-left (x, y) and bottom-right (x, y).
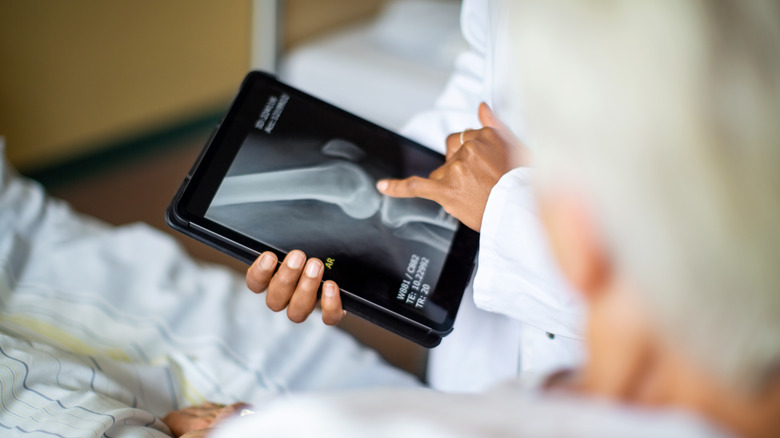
top-left (166, 71), bottom-right (479, 347)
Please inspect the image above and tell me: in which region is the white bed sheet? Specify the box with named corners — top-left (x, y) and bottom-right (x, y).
top-left (0, 139), bottom-right (418, 437)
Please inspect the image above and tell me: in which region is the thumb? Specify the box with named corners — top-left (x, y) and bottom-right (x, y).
top-left (478, 102), bottom-right (503, 129)
top-left (478, 102), bottom-right (521, 145)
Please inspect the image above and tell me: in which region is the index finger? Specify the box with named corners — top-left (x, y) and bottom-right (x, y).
top-left (445, 129), bottom-right (479, 160)
top-left (246, 251), bottom-right (278, 293)
top-left (376, 176), bottom-right (444, 202)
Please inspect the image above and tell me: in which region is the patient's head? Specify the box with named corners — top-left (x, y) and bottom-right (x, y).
top-left (510, 1), bottom-right (780, 436)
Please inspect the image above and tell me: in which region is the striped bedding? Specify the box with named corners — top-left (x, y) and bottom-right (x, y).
top-left (0, 141), bottom-right (415, 437)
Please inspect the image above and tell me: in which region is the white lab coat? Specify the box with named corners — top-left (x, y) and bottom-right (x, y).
top-left (403, 0), bottom-right (585, 392)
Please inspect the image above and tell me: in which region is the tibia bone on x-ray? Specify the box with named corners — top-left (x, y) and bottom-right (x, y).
top-left (381, 197), bottom-right (458, 254)
top-left (381, 196), bottom-right (457, 230)
top-left (211, 160), bottom-right (456, 252)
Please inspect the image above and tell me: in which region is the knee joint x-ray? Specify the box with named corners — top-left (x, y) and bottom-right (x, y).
top-left (209, 139), bottom-right (457, 254)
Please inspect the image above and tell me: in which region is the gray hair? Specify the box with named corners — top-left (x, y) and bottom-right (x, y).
top-left (510, 0), bottom-right (780, 393)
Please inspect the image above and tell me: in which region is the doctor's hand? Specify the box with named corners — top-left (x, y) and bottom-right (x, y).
top-left (246, 250), bottom-right (345, 325)
top-left (377, 103), bottom-right (529, 232)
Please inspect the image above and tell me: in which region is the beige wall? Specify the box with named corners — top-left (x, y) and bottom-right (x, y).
top-left (0, 0), bottom-right (393, 171)
top-left (0, 1), bottom-right (252, 171)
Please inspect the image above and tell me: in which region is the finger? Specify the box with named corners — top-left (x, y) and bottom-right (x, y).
top-left (478, 102), bottom-right (518, 143)
top-left (429, 157), bottom-right (462, 181)
top-left (478, 102), bottom-right (503, 129)
top-left (266, 250), bottom-right (306, 312)
top-left (286, 258), bottom-right (324, 323)
top-left (376, 176), bottom-right (443, 201)
top-left (445, 132), bottom-right (459, 157)
top-left (196, 403), bottom-right (225, 415)
top-left (445, 129), bottom-right (479, 160)
top-left (162, 412), bottom-right (213, 436)
top-left (445, 132), bottom-right (462, 159)
top-left (320, 281), bottom-right (345, 325)
top-left (214, 403), bottom-right (251, 423)
top-left (246, 251), bottom-right (278, 293)
top-left (428, 163), bottom-right (447, 181)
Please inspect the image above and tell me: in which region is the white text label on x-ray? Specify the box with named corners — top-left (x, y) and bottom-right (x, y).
top-left (255, 93), bottom-right (290, 133)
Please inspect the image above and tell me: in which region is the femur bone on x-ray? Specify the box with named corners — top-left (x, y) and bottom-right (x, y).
top-left (211, 138), bottom-right (457, 253)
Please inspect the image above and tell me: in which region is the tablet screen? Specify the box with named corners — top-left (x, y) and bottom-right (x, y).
top-left (181, 73), bottom-right (476, 330)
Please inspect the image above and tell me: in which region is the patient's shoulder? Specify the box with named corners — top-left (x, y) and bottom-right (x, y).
top-left (212, 383), bottom-right (734, 438)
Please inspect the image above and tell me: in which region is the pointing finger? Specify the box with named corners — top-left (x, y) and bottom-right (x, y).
top-left (376, 176), bottom-right (443, 202)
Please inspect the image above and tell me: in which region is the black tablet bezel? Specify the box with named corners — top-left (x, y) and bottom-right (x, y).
top-left (169, 71), bottom-right (479, 336)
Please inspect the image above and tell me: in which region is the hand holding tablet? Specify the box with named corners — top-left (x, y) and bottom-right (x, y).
top-left (246, 249), bottom-right (346, 326)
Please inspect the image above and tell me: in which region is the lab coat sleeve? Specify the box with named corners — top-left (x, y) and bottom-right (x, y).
top-left (400, 0), bottom-right (489, 153)
top-left (473, 168), bottom-right (586, 339)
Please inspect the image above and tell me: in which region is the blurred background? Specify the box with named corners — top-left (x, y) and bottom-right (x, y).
top-left (0, 0), bottom-right (465, 378)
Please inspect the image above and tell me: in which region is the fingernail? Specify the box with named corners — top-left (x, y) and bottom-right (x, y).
top-left (259, 253), bottom-right (275, 270)
top-left (376, 180), bottom-right (388, 191)
top-left (287, 251), bottom-right (304, 269)
top-left (304, 259), bottom-right (322, 278)
top-left (323, 282), bottom-right (337, 298)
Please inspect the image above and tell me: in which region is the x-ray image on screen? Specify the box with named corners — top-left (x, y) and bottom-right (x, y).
top-left (204, 90), bottom-right (457, 317)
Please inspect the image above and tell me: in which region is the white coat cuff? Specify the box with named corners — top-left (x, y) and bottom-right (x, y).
top-left (473, 168), bottom-right (585, 339)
